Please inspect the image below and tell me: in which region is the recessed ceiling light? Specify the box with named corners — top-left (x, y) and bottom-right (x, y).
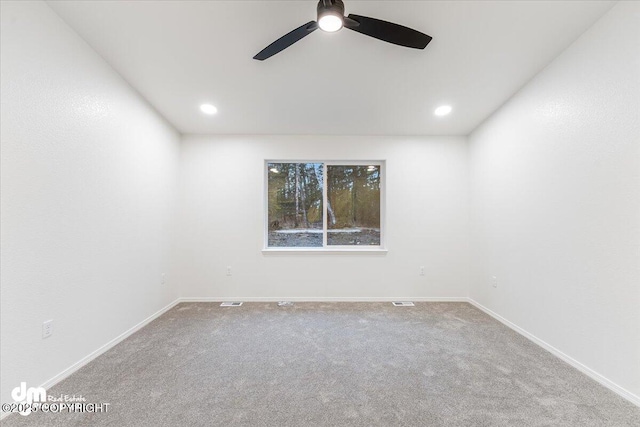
top-left (434, 105), bottom-right (452, 117)
top-left (200, 103), bottom-right (218, 115)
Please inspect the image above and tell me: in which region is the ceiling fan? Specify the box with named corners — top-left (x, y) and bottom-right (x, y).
top-left (253, 0), bottom-right (432, 61)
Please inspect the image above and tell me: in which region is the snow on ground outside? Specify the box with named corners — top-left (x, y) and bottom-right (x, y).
top-left (274, 228), bottom-right (380, 234)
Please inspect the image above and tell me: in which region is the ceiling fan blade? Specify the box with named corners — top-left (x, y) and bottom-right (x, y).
top-left (344, 14), bottom-right (432, 49)
top-left (253, 21), bottom-right (319, 60)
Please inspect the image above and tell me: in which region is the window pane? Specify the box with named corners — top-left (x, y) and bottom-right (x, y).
top-left (267, 163), bottom-right (323, 247)
top-left (327, 165), bottom-right (380, 246)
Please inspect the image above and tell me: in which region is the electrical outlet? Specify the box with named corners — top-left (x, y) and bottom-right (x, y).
top-left (42, 320), bottom-right (53, 339)
top-left (226, 266), bottom-right (232, 276)
top-left (492, 276), bottom-right (498, 288)
top-left (420, 266), bottom-right (425, 276)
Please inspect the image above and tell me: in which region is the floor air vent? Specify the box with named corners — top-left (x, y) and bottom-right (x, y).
top-left (220, 302), bottom-right (243, 307)
top-left (277, 301), bottom-right (294, 307)
top-left (392, 301), bottom-right (415, 307)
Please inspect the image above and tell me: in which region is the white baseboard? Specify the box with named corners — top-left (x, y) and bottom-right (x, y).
top-left (178, 296), bottom-right (468, 302)
top-left (467, 298), bottom-right (640, 408)
top-left (1, 298), bottom-right (180, 421)
top-left (40, 298), bottom-right (181, 391)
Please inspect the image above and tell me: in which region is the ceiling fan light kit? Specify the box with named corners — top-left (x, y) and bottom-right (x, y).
top-left (253, 0), bottom-right (432, 61)
top-left (317, 0), bottom-right (345, 32)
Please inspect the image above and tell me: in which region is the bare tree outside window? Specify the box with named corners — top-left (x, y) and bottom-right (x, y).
top-left (267, 163), bottom-right (323, 247)
top-left (327, 165), bottom-right (380, 246)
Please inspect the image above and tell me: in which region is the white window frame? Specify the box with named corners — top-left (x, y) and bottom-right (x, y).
top-left (263, 160), bottom-right (387, 253)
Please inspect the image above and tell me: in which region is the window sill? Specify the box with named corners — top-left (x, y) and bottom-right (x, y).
top-left (262, 248), bottom-right (388, 255)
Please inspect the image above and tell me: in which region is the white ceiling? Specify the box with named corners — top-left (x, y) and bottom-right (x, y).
top-left (48, 0), bottom-right (614, 136)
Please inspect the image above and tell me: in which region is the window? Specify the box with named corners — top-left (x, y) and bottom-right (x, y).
top-left (266, 161), bottom-right (384, 250)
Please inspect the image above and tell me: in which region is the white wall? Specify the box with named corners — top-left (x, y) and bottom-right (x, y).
top-left (468, 1), bottom-right (640, 401)
top-left (3, 0), bottom-right (637, 412)
top-left (0, 1), bottom-right (180, 406)
top-left (173, 135), bottom-right (470, 300)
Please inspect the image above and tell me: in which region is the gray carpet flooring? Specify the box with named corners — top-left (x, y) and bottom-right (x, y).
top-left (2, 302), bottom-right (639, 426)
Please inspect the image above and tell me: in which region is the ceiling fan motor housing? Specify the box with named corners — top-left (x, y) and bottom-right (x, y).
top-left (317, 0), bottom-right (345, 21)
